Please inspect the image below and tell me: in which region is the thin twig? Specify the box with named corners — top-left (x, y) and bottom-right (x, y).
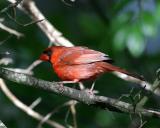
top-left (113, 72), bottom-right (153, 93)
top-left (29, 97), bottom-right (42, 109)
top-left (137, 68), bottom-right (160, 107)
top-left (0, 22), bottom-right (23, 38)
top-left (70, 103), bottom-right (77, 128)
top-left (26, 60), bottom-right (42, 72)
top-left (0, 60), bottom-right (41, 75)
top-left (0, 78), bottom-right (65, 128)
top-left (38, 100), bottom-right (77, 128)
top-left (0, 0), bottom-right (23, 14)
top-left (17, 0), bottom-right (73, 46)
top-left (6, 12), bottom-right (44, 27)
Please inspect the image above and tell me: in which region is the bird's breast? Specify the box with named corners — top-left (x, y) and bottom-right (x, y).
top-left (53, 62), bottom-right (107, 81)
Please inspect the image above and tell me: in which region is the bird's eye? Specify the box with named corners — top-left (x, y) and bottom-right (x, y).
top-left (43, 50), bottom-right (52, 56)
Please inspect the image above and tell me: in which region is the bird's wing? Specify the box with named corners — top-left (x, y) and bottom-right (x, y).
top-left (58, 47), bottom-right (113, 65)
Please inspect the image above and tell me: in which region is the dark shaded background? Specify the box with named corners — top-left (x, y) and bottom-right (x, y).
top-left (0, 0), bottom-right (160, 128)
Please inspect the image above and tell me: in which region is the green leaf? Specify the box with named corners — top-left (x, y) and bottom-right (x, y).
top-left (126, 30), bottom-right (145, 57)
top-left (141, 12), bottom-right (156, 37)
top-left (113, 28), bottom-right (128, 51)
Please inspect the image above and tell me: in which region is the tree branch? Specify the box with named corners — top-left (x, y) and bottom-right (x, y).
top-left (23, 0), bottom-right (73, 46)
top-left (1, 67), bottom-right (160, 118)
top-left (6, 0), bottom-right (73, 46)
top-left (0, 78), bottom-right (65, 128)
top-left (0, 22), bottom-right (24, 38)
top-left (113, 72), bottom-right (152, 92)
top-left (0, 120), bottom-right (7, 128)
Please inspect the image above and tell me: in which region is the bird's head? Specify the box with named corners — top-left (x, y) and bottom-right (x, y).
top-left (39, 47), bottom-right (52, 62)
top-left (40, 46), bottom-right (65, 62)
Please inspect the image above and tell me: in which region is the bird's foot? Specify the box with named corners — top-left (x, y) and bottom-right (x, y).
top-left (87, 81), bottom-right (99, 94)
top-left (84, 88), bottom-right (99, 95)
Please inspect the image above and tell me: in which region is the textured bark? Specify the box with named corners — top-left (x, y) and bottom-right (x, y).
top-left (1, 67), bottom-right (160, 118)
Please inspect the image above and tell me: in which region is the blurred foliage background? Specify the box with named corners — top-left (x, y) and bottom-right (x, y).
top-left (0, 0), bottom-right (160, 128)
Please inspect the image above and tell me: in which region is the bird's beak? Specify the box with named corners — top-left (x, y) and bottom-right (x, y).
top-left (39, 54), bottom-right (49, 61)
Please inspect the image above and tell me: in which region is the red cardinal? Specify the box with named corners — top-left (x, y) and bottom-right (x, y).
top-left (40, 46), bottom-right (143, 86)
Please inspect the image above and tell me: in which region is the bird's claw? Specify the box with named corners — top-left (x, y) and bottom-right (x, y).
top-left (84, 88), bottom-right (99, 95)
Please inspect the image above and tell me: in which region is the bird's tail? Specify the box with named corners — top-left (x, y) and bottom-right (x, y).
top-left (102, 62), bottom-right (144, 81)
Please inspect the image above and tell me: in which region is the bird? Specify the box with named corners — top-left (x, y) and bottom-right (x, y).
top-left (39, 46), bottom-right (144, 91)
